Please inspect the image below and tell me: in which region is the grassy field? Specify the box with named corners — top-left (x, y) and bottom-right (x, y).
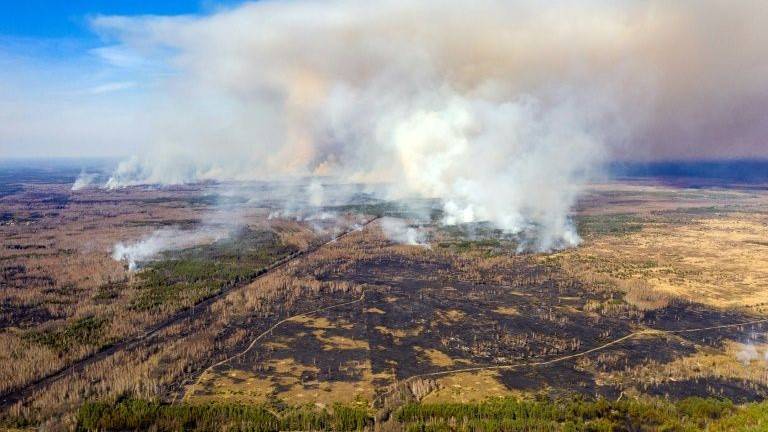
top-left (560, 209), bottom-right (768, 310)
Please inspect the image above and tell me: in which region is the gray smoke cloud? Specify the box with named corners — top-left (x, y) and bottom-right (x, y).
top-left (90, 0), bottom-right (768, 250)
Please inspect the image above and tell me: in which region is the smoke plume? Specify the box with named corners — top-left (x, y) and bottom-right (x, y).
top-left (91, 0), bottom-right (768, 250)
top-left (112, 227), bottom-right (226, 270)
top-left (380, 217), bottom-right (429, 247)
top-left (736, 343), bottom-right (760, 366)
top-left (71, 171), bottom-right (100, 191)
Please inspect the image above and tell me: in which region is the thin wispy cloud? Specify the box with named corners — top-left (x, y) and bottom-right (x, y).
top-left (91, 46), bottom-right (148, 69)
top-left (87, 81), bottom-right (137, 94)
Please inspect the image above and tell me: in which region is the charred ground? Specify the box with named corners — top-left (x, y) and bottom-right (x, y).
top-left (2, 164), bottom-right (768, 430)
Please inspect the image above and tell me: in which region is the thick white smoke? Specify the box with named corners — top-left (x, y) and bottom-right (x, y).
top-left (92, 0), bottom-right (768, 250)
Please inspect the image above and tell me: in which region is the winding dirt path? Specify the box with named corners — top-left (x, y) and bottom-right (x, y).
top-left (181, 293), bottom-right (366, 401)
top-left (372, 317), bottom-right (768, 407)
top-left (0, 216), bottom-right (379, 410)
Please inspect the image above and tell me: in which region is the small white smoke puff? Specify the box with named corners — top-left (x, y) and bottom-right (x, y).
top-left (71, 172), bottom-right (99, 191)
top-left (111, 228), bottom-right (225, 270)
top-left (307, 180), bottom-right (324, 207)
top-left (736, 344), bottom-right (759, 366)
top-left (380, 217), bottom-right (428, 247)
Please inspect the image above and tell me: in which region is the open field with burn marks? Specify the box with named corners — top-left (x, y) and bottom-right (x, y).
top-left (3, 170), bottom-right (768, 430)
top-left (188, 205), bottom-right (768, 415)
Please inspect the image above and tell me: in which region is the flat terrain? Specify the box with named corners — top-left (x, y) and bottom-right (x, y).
top-left (2, 164), bottom-right (768, 430)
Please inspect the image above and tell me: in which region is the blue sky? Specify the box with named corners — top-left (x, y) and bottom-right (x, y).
top-left (0, 1), bottom-right (233, 39)
top-left (0, 1), bottom-right (244, 158)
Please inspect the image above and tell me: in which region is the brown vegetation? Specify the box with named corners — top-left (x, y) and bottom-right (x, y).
top-left (4, 177), bottom-right (768, 429)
